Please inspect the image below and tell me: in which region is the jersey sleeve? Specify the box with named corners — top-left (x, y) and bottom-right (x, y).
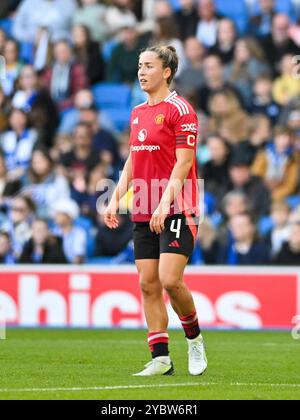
top-left (171, 105), bottom-right (198, 150)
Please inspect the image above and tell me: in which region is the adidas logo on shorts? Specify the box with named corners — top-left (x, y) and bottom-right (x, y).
top-left (169, 240), bottom-right (180, 248)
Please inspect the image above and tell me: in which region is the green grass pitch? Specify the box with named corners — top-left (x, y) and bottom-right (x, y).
top-left (0, 329), bottom-right (300, 400)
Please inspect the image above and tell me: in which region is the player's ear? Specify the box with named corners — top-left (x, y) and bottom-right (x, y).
top-left (163, 67), bottom-right (172, 81)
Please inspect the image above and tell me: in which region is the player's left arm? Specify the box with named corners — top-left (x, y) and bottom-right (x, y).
top-left (150, 142), bottom-right (196, 235)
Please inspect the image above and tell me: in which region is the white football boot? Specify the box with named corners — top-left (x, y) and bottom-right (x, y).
top-left (187, 335), bottom-right (208, 376)
top-left (133, 356), bottom-right (174, 377)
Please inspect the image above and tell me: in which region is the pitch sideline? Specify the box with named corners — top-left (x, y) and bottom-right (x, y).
top-left (0, 382), bottom-right (300, 394)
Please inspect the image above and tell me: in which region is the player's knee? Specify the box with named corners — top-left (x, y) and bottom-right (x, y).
top-left (160, 275), bottom-right (180, 295)
top-left (139, 276), bottom-right (161, 298)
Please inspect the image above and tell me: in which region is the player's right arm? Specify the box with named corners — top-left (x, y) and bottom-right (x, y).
top-left (104, 153), bottom-right (133, 229)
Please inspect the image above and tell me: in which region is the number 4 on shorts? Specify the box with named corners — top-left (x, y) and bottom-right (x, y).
top-left (170, 219), bottom-right (182, 239)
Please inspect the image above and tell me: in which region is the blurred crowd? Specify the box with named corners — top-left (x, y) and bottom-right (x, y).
top-left (0, 0), bottom-right (300, 266)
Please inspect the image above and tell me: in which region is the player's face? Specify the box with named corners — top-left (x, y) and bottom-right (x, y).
top-left (138, 52), bottom-right (170, 94)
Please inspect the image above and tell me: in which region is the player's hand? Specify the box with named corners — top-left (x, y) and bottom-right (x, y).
top-left (150, 203), bottom-right (170, 235)
top-left (104, 204), bottom-right (119, 230)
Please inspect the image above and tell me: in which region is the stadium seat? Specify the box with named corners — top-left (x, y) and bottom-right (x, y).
top-left (258, 216), bottom-right (274, 236)
top-left (204, 192), bottom-right (217, 216)
top-left (250, 0), bottom-right (296, 21)
top-left (105, 108), bottom-right (131, 132)
top-left (59, 107), bottom-right (75, 124)
top-left (102, 39), bottom-right (119, 62)
top-left (286, 195), bottom-right (300, 210)
top-left (92, 82), bottom-right (132, 110)
top-left (214, 0), bottom-right (249, 34)
top-left (167, 0), bottom-right (182, 11)
top-left (86, 256), bottom-right (114, 265)
top-left (0, 18), bottom-right (13, 36)
top-left (75, 216), bottom-right (96, 259)
top-left (19, 42), bottom-right (34, 64)
top-left (110, 242), bottom-right (135, 264)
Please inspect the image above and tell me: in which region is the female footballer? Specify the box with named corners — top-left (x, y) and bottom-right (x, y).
top-left (104, 45), bottom-right (207, 376)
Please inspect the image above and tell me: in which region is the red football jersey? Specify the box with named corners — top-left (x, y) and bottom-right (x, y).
top-left (129, 91), bottom-right (200, 223)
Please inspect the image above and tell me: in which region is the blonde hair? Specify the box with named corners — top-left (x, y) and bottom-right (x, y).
top-left (141, 45), bottom-right (179, 85)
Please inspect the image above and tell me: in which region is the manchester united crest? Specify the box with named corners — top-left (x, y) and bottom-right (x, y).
top-left (155, 114), bottom-right (165, 125)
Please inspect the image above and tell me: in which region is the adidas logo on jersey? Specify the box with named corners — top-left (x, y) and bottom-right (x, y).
top-left (132, 117), bottom-right (139, 125)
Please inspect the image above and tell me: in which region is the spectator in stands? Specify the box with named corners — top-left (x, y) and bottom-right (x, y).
top-left (224, 38), bottom-right (271, 107)
top-left (274, 220), bottom-right (300, 265)
top-left (0, 151), bottom-right (21, 208)
top-left (0, 1), bottom-right (22, 19)
top-left (272, 54), bottom-right (300, 107)
top-left (1, 38), bottom-right (23, 97)
top-left (19, 218), bottom-right (68, 264)
top-left (197, 55), bottom-right (241, 114)
top-left (266, 201), bottom-right (291, 259)
top-left (223, 191), bottom-right (250, 220)
top-left (287, 110), bottom-right (300, 155)
top-left (79, 105), bottom-right (120, 171)
top-left (176, 37), bottom-right (205, 98)
top-left (58, 89), bottom-right (115, 135)
top-left (191, 218), bottom-right (219, 265)
top-left (137, 0), bottom-right (172, 35)
top-left (107, 23), bottom-right (146, 83)
top-left (261, 14), bottom-right (298, 74)
top-left (151, 17), bottom-right (187, 76)
top-left (42, 39), bottom-right (88, 112)
top-left (7, 195), bottom-right (36, 258)
top-left (2, 0), bottom-right (300, 267)
top-left (209, 18), bottom-right (236, 65)
top-left (196, 0), bottom-right (219, 48)
top-left (0, 87), bottom-right (9, 132)
top-left (59, 122), bottom-right (100, 189)
top-left (53, 198), bottom-right (87, 264)
top-left (216, 191), bottom-right (251, 247)
top-left (175, 0), bottom-right (199, 41)
top-left (0, 231), bottom-right (15, 264)
top-left (0, 108), bottom-right (38, 179)
top-left (95, 204), bottom-right (133, 257)
top-left (106, 0), bottom-right (137, 38)
top-left (226, 152), bottom-right (271, 218)
top-left (250, 76), bottom-right (281, 125)
top-left (72, 24), bottom-right (105, 86)
top-left (208, 89), bottom-right (250, 145)
top-left (219, 213), bottom-right (270, 265)
top-left (21, 147), bottom-right (70, 219)
top-left (12, 65), bottom-right (59, 148)
top-left (13, 0), bottom-right (77, 43)
top-left (153, 0), bottom-right (173, 19)
top-left (245, 114), bottom-right (272, 161)
top-left (118, 132), bottom-right (131, 167)
top-left (289, 207), bottom-right (300, 223)
top-left (50, 134), bottom-right (73, 163)
top-left (72, 163), bottom-right (105, 220)
top-left (279, 92), bottom-right (300, 125)
top-left (252, 126), bottom-right (300, 202)
top-left (201, 134), bottom-right (231, 197)
top-left (73, 0), bottom-right (109, 43)
top-left (250, 0), bottom-right (276, 37)
top-left (0, 28), bottom-right (7, 55)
